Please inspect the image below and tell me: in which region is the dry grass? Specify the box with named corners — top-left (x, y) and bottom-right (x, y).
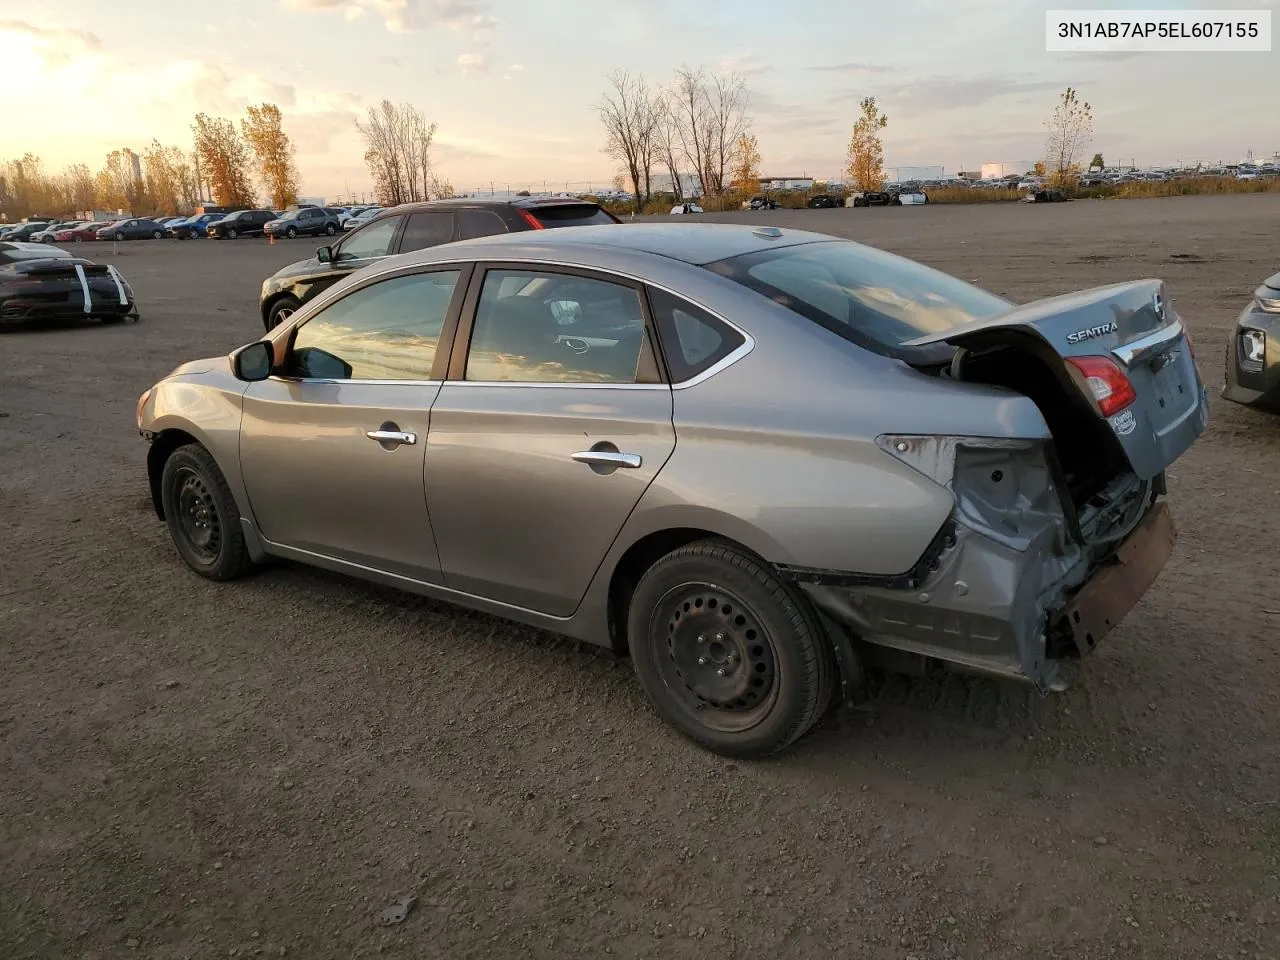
top-left (929, 176), bottom-right (1280, 204)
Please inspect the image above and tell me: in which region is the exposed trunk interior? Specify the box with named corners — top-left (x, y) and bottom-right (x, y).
top-left (936, 337), bottom-right (1134, 513)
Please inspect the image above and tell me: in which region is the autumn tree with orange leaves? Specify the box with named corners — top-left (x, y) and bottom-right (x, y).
top-left (192, 113), bottom-right (255, 207)
top-left (241, 103), bottom-right (300, 209)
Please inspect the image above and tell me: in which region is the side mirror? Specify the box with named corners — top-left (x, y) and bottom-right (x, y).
top-left (232, 340), bottom-right (273, 382)
top-left (316, 245), bottom-right (332, 263)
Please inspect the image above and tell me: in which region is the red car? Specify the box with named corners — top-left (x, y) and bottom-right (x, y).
top-left (55, 221), bottom-right (114, 243)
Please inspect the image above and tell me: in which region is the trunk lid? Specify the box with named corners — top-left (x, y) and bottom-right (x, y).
top-left (904, 279), bottom-right (1208, 479)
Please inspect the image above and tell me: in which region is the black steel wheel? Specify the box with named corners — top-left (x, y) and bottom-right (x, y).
top-left (629, 539), bottom-right (835, 758)
top-left (160, 443), bottom-right (253, 581)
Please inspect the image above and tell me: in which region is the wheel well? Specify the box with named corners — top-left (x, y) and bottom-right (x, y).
top-left (146, 429), bottom-right (199, 519)
top-left (606, 528), bottom-right (756, 657)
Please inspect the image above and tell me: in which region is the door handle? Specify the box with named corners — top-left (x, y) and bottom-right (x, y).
top-left (571, 450), bottom-right (642, 469)
top-left (367, 429), bottom-right (417, 446)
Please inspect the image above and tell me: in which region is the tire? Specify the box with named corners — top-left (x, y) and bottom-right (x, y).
top-left (114, 231), bottom-right (125, 241)
top-left (627, 538), bottom-right (835, 758)
top-left (324, 223), bottom-right (337, 236)
top-left (152, 230), bottom-right (163, 239)
top-left (285, 226), bottom-right (297, 239)
top-left (266, 295), bottom-right (301, 330)
top-left (160, 443), bottom-right (253, 581)
top-left (226, 228), bottom-right (238, 239)
top-left (73, 236), bottom-right (83, 243)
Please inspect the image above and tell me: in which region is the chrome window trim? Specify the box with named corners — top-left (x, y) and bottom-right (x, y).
top-left (266, 376), bottom-right (441, 386)
top-left (283, 253), bottom-right (756, 390)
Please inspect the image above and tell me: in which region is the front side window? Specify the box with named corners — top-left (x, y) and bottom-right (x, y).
top-left (464, 269), bottom-right (645, 384)
top-left (705, 240), bottom-right (1011, 355)
top-left (457, 210), bottom-right (508, 241)
top-left (335, 215), bottom-right (402, 261)
top-left (289, 270), bottom-right (461, 381)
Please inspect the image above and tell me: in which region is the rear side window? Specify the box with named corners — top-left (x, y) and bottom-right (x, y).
top-left (528, 204), bottom-right (616, 228)
top-left (646, 287), bottom-right (745, 382)
top-left (457, 210), bottom-right (508, 240)
top-left (399, 212), bottom-right (454, 253)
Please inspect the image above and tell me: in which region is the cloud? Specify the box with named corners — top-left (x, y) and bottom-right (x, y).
top-left (809, 62), bottom-right (899, 75)
top-left (0, 18), bottom-right (101, 51)
top-left (718, 53), bottom-right (773, 77)
top-left (457, 51), bottom-right (488, 72)
top-left (281, 0), bottom-right (496, 35)
top-left (865, 74), bottom-right (1065, 111)
top-left (501, 62), bottom-right (524, 80)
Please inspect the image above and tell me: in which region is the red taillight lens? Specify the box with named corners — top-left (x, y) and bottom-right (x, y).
top-left (515, 209), bottom-right (545, 230)
top-left (1066, 355), bottom-right (1137, 418)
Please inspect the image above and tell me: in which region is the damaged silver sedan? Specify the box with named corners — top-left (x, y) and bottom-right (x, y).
top-left (136, 223), bottom-right (1207, 758)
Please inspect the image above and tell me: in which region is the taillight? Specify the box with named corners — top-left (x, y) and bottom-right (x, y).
top-left (515, 209), bottom-right (545, 230)
top-left (1066, 355), bottom-right (1137, 418)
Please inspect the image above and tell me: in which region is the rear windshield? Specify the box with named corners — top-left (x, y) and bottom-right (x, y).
top-left (528, 204), bottom-right (617, 228)
top-left (704, 240), bottom-right (1010, 355)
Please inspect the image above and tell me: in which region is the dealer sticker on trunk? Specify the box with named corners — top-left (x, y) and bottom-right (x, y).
top-left (1111, 408), bottom-right (1138, 435)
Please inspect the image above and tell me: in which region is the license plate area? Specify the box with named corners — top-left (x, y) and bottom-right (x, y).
top-left (1057, 501), bottom-right (1177, 658)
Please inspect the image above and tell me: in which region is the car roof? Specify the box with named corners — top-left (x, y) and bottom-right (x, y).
top-left (399, 222), bottom-right (837, 268)
top-left (377, 196), bottom-right (605, 217)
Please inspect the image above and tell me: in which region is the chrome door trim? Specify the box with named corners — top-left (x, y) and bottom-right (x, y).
top-left (269, 255), bottom-right (756, 389)
top-left (366, 429), bottom-right (417, 445)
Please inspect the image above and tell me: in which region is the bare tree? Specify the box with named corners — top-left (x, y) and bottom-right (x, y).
top-left (653, 96), bottom-right (684, 201)
top-left (596, 70), bottom-right (659, 212)
top-left (702, 71), bottom-right (750, 195)
top-left (356, 100), bottom-right (440, 206)
top-left (669, 65), bottom-right (710, 198)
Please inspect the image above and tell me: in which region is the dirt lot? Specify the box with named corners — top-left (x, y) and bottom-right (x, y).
top-left (2, 195), bottom-right (1279, 960)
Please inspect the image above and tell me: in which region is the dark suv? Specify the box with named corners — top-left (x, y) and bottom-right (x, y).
top-left (264, 207), bottom-right (343, 240)
top-left (207, 209), bottom-right (277, 239)
top-left (259, 196), bottom-right (621, 329)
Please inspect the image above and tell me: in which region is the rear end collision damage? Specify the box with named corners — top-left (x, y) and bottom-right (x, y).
top-left (790, 279), bottom-right (1205, 693)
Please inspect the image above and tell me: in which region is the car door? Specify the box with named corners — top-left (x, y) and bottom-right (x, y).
top-left (454, 209), bottom-right (509, 241)
top-left (424, 264), bottom-right (676, 616)
top-left (238, 264), bottom-right (470, 580)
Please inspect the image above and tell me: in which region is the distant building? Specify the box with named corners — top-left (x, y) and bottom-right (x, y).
top-left (760, 176), bottom-right (814, 191)
top-left (981, 161), bottom-right (1036, 180)
top-left (956, 170), bottom-right (982, 180)
top-left (887, 166), bottom-right (945, 182)
top-left (641, 172), bottom-right (703, 197)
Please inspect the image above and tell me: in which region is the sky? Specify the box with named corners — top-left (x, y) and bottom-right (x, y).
top-left (1, 0), bottom-right (1275, 199)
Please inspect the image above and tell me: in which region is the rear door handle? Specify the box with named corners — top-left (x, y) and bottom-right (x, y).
top-left (367, 429), bottom-right (417, 446)
top-left (571, 450), bottom-right (642, 469)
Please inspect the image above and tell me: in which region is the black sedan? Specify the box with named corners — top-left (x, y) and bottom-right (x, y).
top-left (0, 242), bottom-right (137, 325)
top-left (259, 196), bottom-right (621, 329)
top-left (206, 209), bottom-right (277, 239)
top-left (806, 194), bottom-right (840, 209)
top-left (1222, 269), bottom-right (1280, 412)
top-left (96, 218), bottom-right (173, 241)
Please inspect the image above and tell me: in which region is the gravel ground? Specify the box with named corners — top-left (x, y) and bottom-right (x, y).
top-left (2, 195), bottom-right (1278, 960)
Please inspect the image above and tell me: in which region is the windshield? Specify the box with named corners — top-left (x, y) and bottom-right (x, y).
top-left (704, 240), bottom-right (1011, 355)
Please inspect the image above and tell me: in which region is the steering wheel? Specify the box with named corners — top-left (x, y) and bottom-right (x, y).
top-left (559, 336), bottom-right (590, 355)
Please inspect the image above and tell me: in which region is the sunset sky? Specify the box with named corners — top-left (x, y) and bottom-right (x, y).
top-left (3, 0), bottom-right (1275, 198)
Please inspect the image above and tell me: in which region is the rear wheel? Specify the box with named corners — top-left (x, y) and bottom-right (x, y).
top-left (160, 444), bottom-right (253, 581)
top-left (324, 223), bottom-right (337, 236)
top-left (628, 539), bottom-right (835, 758)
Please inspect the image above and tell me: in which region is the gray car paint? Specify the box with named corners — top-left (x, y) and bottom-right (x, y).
top-left (1221, 272), bottom-right (1280, 412)
top-left (139, 224), bottom-right (1205, 691)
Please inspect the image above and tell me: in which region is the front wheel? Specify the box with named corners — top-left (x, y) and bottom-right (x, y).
top-left (285, 226), bottom-right (297, 239)
top-left (266, 295), bottom-right (301, 330)
top-left (160, 444), bottom-right (254, 581)
top-left (73, 236), bottom-right (83, 243)
top-left (152, 230), bottom-right (163, 239)
top-left (628, 539), bottom-right (835, 758)
top-left (226, 227), bottom-right (237, 239)
top-left (114, 232), bottom-right (125, 241)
